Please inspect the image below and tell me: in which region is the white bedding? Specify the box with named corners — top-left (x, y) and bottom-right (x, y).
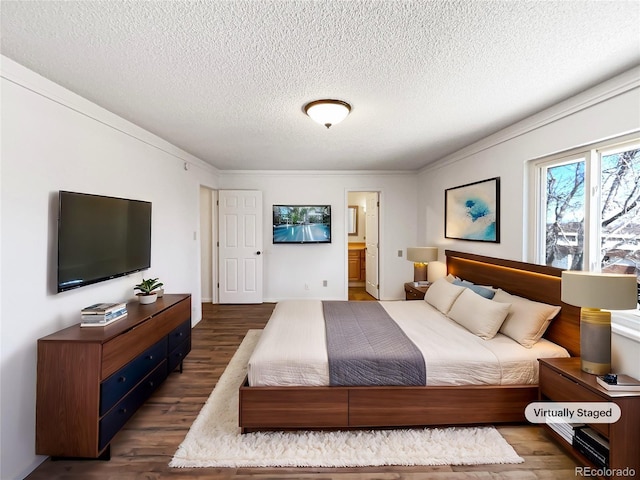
top-left (247, 299), bottom-right (570, 387)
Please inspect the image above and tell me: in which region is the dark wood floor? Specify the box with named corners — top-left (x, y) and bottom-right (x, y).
top-left (27, 302), bottom-right (580, 479)
top-left (348, 286), bottom-right (377, 301)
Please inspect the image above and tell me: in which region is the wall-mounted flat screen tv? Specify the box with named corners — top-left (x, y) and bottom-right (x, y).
top-left (57, 191), bottom-right (152, 292)
top-left (273, 205), bottom-right (331, 244)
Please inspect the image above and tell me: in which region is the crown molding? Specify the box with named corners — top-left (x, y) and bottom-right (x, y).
top-left (219, 169), bottom-right (415, 177)
top-left (1, 55), bottom-right (218, 175)
top-left (419, 65), bottom-right (640, 174)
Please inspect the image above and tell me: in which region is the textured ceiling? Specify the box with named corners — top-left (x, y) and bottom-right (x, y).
top-left (1, 1), bottom-right (639, 171)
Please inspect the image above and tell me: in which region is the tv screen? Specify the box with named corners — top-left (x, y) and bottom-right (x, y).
top-left (57, 191), bottom-right (152, 292)
top-left (273, 205), bottom-right (331, 244)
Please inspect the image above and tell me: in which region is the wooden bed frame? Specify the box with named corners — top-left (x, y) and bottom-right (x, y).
top-left (239, 250), bottom-right (581, 433)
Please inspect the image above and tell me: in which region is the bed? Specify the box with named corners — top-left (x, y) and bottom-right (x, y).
top-left (239, 250), bottom-right (581, 432)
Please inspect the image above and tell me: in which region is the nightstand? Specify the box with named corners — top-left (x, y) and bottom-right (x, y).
top-left (404, 282), bottom-right (429, 300)
top-left (538, 357), bottom-right (640, 479)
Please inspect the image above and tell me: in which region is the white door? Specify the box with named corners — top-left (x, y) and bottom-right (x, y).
top-left (365, 192), bottom-right (379, 299)
top-left (218, 190), bottom-right (263, 303)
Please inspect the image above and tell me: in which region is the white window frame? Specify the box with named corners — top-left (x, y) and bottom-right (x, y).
top-left (529, 133), bottom-right (640, 340)
top-left (532, 152), bottom-right (590, 269)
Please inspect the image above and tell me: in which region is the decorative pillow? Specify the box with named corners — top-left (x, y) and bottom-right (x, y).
top-left (448, 288), bottom-right (511, 340)
top-left (493, 289), bottom-right (561, 348)
top-left (424, 277), bottom-right (466, 314)
top-left (452, 279), bottom-right (496, 299)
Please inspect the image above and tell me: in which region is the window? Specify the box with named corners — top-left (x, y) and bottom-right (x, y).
top-left (531, 135), bottom-right (640, 314)
top-left (540, 155), bottom-right (587, 270)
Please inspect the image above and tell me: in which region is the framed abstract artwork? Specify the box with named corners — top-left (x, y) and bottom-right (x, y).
top-left (445, 177), bottom-right (500, 243)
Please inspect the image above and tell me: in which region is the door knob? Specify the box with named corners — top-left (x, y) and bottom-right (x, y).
top-left (256, 251), bottom-right (262, 255)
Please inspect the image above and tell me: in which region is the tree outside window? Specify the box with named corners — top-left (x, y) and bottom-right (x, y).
top-left (537, 140), bottom-right (639, 304)
top-left (545, 160), bottom-right (585, 270)
top-left (600, 147), bottom-right (640, 281)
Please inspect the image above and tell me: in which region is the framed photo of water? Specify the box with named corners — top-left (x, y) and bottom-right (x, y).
top-left (445, 177), bottom-right (500, 243)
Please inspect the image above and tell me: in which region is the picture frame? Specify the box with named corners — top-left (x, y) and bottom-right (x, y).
top-left (445, 177), bottom-right (500, 243)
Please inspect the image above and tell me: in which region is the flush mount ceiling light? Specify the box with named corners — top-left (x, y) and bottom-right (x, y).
top-left (304, 99), bottom-right (351, 129)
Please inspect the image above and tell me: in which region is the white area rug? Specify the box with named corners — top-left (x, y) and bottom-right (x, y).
top-left (170, 329), bottom-right (524, 468)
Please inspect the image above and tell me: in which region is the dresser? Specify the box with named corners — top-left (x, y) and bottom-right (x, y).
top-left (36, 294), bottom-right (191, 459)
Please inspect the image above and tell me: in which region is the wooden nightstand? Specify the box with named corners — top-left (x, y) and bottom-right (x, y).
top-left (538, 357), bottom-right (640, 479)
top-left (404, 282), bottom-right (429, 300)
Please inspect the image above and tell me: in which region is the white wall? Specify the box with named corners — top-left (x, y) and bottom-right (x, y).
top-left (218, 172), bottom-right (418, 301)
top-left (417, 67), bottom-right (640, 377)
top-left (0, 56), bottom-right (220, 480)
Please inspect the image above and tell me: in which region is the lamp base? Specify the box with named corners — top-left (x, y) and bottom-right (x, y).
top-left (413, 263), bottom-right (427, 282)
top-left (580, 308), bottom-right (611, 375)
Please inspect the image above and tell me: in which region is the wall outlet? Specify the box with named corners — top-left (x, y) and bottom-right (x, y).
top-left (323, 280), bottom-right (328, 287)
top-left (304, 283), bottom-right (310, 291)
top-left (398, 250), bottom-right (403, 257)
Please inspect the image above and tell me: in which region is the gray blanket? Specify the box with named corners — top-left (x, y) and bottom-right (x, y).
top-left (323, 301), bottom-right (426, 386)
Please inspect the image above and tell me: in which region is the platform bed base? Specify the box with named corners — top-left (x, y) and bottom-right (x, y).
top-left (238, 250), bottom-right (580, 433)
top-left (239, 377), bottom-right (538, 433)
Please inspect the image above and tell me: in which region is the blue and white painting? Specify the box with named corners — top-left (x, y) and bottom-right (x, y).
top-left (445, 177), bottom-right (500, 242)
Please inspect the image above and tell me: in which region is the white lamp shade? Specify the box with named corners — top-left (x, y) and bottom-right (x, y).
top-left (427, 261), bottom-right (447, 283)
top-left (406, 247), bottom-right (438, 263)
top-left (561, 271), bottom-right (637, 310)
top-left (305, 100), bottom-right (350, 128)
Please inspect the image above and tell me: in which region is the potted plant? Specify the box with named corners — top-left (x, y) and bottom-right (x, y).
top-left (134, 278), bottom-right (164, 304)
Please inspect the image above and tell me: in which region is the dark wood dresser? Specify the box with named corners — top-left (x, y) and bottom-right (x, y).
top-left (36, 294), bottom-right (191, 459)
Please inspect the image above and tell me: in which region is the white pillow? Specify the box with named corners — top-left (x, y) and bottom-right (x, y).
top-left (494, 289), bottom-right (561, 348)
top-left (424, 277), bottom-right (466, 314)
top-left (448, 289), bottom-right (511, 339)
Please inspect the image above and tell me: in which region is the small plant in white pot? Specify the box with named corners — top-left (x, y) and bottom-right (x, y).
top-left (134, 278), bottom-right (164, 304)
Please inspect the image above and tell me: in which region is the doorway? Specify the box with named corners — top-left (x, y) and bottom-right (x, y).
top-left (199, 186), bottom-right (217, 304)
top-left (347, 191), bottom-right (380, 300)
top-left (218, 190), bottom-right (264, 304)
top-left (199, 188), bottom-right (264, 304)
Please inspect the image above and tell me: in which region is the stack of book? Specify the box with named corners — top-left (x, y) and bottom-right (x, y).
top-left (596, 374), bottom-right (640, 391)
top-left (573, 426), bottom-right (609, 468)
top-left (546, 418), bottom-right (583, 445)
top-left (81, 302), bottom-right (127, 327)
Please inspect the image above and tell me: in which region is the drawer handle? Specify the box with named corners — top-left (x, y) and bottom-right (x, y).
top-left (147, 355), bottom-right (154, 360)
top-left (149, 381), bottom-right (154, 387)
top-left (118, 376), bottom-right (126, 383)
top-left (120, 408), bottom-right (127, 414)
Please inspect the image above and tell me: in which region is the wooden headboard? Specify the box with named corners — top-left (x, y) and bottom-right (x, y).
top-left (445, 250), bottom-right (581, 357)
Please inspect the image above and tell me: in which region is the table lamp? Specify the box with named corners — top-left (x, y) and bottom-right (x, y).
top-left (427, 261), bottom-right (447, 283)
top-left (406, 247), bottom-right (438, 282)
top-left (561, 271), bottom-right (637, 375)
